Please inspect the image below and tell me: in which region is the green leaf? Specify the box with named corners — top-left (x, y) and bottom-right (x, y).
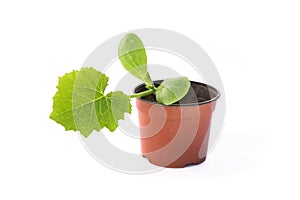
top-left (72, 67), bottom-right (108, 137)
top-left (118, 33), bottom-right (153, 87)
top-left (50, 67), bottom-right (131, 137)
top-left (99, 91), bottom-right (132, 132)
top-left (50, 70), bottom-right (78, 131)
top-left (155, 77), bottom-right (191, 105)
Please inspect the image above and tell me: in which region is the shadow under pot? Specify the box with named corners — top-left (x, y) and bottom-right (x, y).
top-left (135, 80), bottom-right (220, 168)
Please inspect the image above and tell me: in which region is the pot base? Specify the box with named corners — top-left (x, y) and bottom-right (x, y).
top-left (143, 155), bottom-right (206, 168)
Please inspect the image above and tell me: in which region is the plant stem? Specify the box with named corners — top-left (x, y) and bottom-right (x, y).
top-left (130, 88), bottom-right (155, 98)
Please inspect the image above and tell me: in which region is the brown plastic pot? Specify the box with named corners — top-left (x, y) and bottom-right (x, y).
top-left (135, 81), bottom-right (220, 168)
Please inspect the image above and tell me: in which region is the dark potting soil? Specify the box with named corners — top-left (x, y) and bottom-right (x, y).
top-left (142, 94), bottom-right (208, 105)
top-left (136, 81), bottom-right (219, 106)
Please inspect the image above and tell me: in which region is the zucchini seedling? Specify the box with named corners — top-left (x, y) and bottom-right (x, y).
top-left (50, 33), bottom-right (190, 137)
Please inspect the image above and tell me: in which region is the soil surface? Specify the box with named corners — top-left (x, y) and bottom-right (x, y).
top-left (136, 81), bottom-right (219, 105)
top-left (142, 94), bottom-right (208, 105)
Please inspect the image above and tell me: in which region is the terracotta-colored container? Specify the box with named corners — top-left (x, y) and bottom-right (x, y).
top-left (135, 81), bottom-right (220, 168)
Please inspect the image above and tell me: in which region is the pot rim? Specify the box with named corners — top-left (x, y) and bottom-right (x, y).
top-left (134, 80), bottom-right (220, 107)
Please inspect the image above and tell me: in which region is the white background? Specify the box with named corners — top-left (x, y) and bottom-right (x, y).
top-left (1, 0), bottom-right (299, 199)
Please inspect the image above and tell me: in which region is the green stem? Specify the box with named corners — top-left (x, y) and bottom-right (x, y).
top-left (130, 88), bottom-right (155, 98)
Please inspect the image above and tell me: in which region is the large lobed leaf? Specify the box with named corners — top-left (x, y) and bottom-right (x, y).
top-left (99, 91), bottom-right (131, 132)
top-left (50, 70), bottom-right (78, 131)
top-left (50, 67), bottom-right (131, 137)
